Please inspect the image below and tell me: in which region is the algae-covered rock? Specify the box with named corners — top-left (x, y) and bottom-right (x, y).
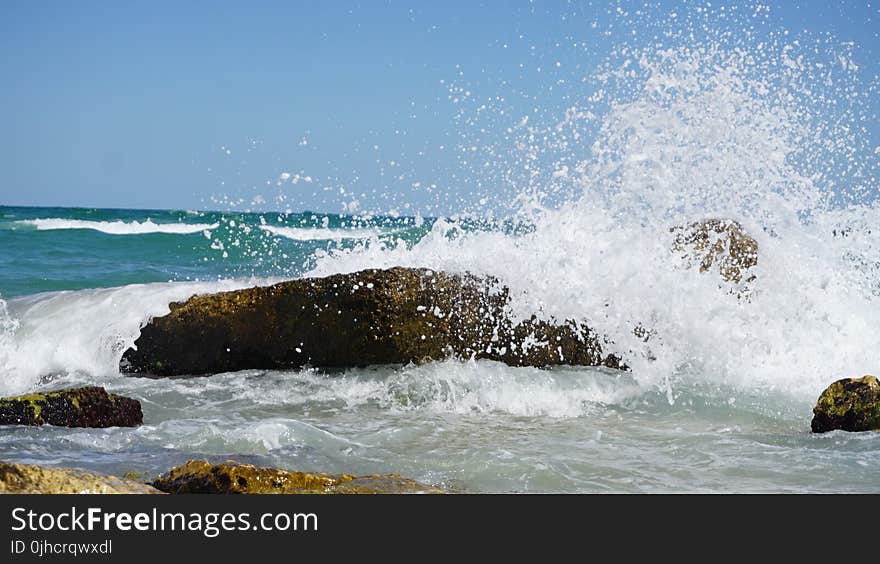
top-left (0, 461), bottom-right (162, 494)
top-left (152, 460), bottom-right (446, 494)
top-left (811, 375), bottom-right (880, 433)
top-left (671, 218), bottom-right (758, 285)
top-left (0, 386), bottom-right (142, 427)
top-left (121, 267), bottom-right (622, 376)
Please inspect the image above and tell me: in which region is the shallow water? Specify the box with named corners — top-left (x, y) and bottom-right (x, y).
top-left (1, 361), bottom-right (877, 493)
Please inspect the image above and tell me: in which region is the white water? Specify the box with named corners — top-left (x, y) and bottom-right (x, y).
top-left (17, 218), bottom-right (219, 235)
top-left (0, 280), bottom-right (267, 396)
top-left (258, 225), bottom-right (382, 241)
top-left (305, 43), bottom-right (880, 406)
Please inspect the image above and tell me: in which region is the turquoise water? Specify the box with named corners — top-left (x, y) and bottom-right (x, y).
top-left (0, 206), bottom-right (429, 297)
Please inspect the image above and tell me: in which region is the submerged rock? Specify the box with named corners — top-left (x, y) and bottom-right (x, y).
top-left (671, 218), bottom-right (758, 285)
top-left (0, 461), bottom-right (161, 494)
top-left (0, 386), bottom-right (142, 427)
top-left (811, 375), bottom-right (880, 433)
top-left (152, 460), bottom-right (446, 494)
top-left (121, 267), bottom-right (623, 376)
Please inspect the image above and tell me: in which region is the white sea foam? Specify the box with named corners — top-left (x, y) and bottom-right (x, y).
top-left (19, 218), bottom-right (219, 235)
top-left (194, 361), bottom-right (639, 418)
top-left (258, 225), bottom-right (382, 241)
top-left (306, 42), bottom-right (880, 404)
top-left (0, 280), bottom-right (268, 395)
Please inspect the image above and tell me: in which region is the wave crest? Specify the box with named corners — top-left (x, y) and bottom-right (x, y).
top-left (17, 218), bottom-right (219, 235)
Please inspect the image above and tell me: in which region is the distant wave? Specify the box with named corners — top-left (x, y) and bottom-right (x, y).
top-left (258, 225), bottom-right (382, 241)
top-left (17, 218), bottom-right (219, 235)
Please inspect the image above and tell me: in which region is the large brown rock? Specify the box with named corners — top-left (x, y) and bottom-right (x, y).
top-left (0, 461), bottom-right (161, 494)
top-left (0, 386), bottom-right (143, 427)
top-left (811, 375), bottom-right (880, 433)
top-left (121, 267), bottom-right (622, 376)
top-left (152, 460), bottom-right (446, 494)
top-left (671, 218), bottom-right (758, 285)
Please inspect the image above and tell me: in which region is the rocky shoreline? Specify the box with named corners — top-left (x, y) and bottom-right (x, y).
top-left (118, 218), bottom-right (759, 378)
top-left (0, 461), bottom-right (163, 494)
top-left (152, 460), bottom-right (447, 494)
top-left (1, 218), bottom-right (877, 494)
top-left (0, 460), bottom-right (445, 495)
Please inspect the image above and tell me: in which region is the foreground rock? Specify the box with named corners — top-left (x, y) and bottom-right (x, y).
top-left (671, 218), bottom-right (758, 285)
top-left (0, 386), bottom-right (143, 427)
top-left (121, 267), bottom-right (623, 376)
top-left (811, 375), bottom-right (880, 433)
top-left (0, 461), bottom-right (161, 494)
top-left (152, 460), bottom-right (446, 494)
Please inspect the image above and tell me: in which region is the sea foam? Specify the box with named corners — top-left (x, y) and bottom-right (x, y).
top-left (18, 218), bottom-right (219, 235)
top-left (258, 225), bottom-right (382, 241)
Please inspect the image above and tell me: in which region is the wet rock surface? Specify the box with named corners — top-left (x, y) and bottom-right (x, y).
top-left (0, 461), bottom-right (161, 494)
top-left (152, 460), bottom-right (447, 494)
top-left (811, 375), bottom-right (880, 433)
top-left (121, 267), bottom-right (622, 376)
top-left (0, 386), bottom-right (143, 428)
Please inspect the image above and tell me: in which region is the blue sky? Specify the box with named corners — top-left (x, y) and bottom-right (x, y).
top-left (0, 1), bottom-right (877, 215)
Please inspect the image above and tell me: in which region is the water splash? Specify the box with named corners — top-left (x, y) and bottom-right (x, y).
top-left (0, 280), bottom-right (266, 396)
top-left (2, 3), bottom-right (878, 408)
top-left (0, 298), bottom-right (19, 380)
top-left (307, 4), bottom-right (880, 402)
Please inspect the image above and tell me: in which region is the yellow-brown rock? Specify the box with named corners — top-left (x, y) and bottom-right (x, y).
top-left (0, 461), bottom-right (161, 494)
top-left (671, 218), bottom-right (758, 285)
top-left (151, 460), bottom-right (446, 494)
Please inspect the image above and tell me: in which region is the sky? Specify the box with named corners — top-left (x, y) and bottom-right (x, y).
top-left (0, 1), bottom-right (878, 215)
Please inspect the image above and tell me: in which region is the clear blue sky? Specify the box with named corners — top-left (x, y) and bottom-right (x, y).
top-left (0, 1), bottom-right (877, 215)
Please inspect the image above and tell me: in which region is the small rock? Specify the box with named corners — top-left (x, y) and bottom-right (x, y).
top-left (152, 460), bottom-right (447, 494)
top-left (0, 461), bottom-right (162, 494)
top-left (0, 386), bottom-right (143, 428)
top-left (811, 375), bottom-right (880, 433)
top-left (671, 218), bottom-right (758, 285)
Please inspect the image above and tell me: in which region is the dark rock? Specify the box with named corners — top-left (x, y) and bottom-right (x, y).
top-left (811, 375), bottom-right (880, 433)
top-left (0, 386), bottom-right (142, 427)
top-left (0, 461), bottom-right (162, 494)
top-left (152, 460), bottom-right (446, 494)
top-left (121, 267), bottom-right (623, 376)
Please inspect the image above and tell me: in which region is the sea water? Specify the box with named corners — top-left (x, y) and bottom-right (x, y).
top-left (1, 4), bottom-right (879, 492)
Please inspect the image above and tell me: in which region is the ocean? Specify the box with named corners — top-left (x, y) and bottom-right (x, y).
top-left (2, 15), bottom-right (880, 492)
top-left (1, 203), bottom-right (878, 493)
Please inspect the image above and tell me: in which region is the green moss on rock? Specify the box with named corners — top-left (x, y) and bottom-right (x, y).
top-left (0, 461), bottom-right (162, 494)
top-left (811, 375), bottom-right (880, 433)
top-left (0, 386), bottom-right (142, 428)
top-left (152, 460), bottom-right (446, 494)
top-left (121, 267), bottom-right (623, 376)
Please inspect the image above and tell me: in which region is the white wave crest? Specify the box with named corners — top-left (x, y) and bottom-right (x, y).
top-left (0, 279), bottom-right (269, 396)
top-left (19, 218), bottom-right (219, 235)
top-left (259, 225), bottom-right (382, 241)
